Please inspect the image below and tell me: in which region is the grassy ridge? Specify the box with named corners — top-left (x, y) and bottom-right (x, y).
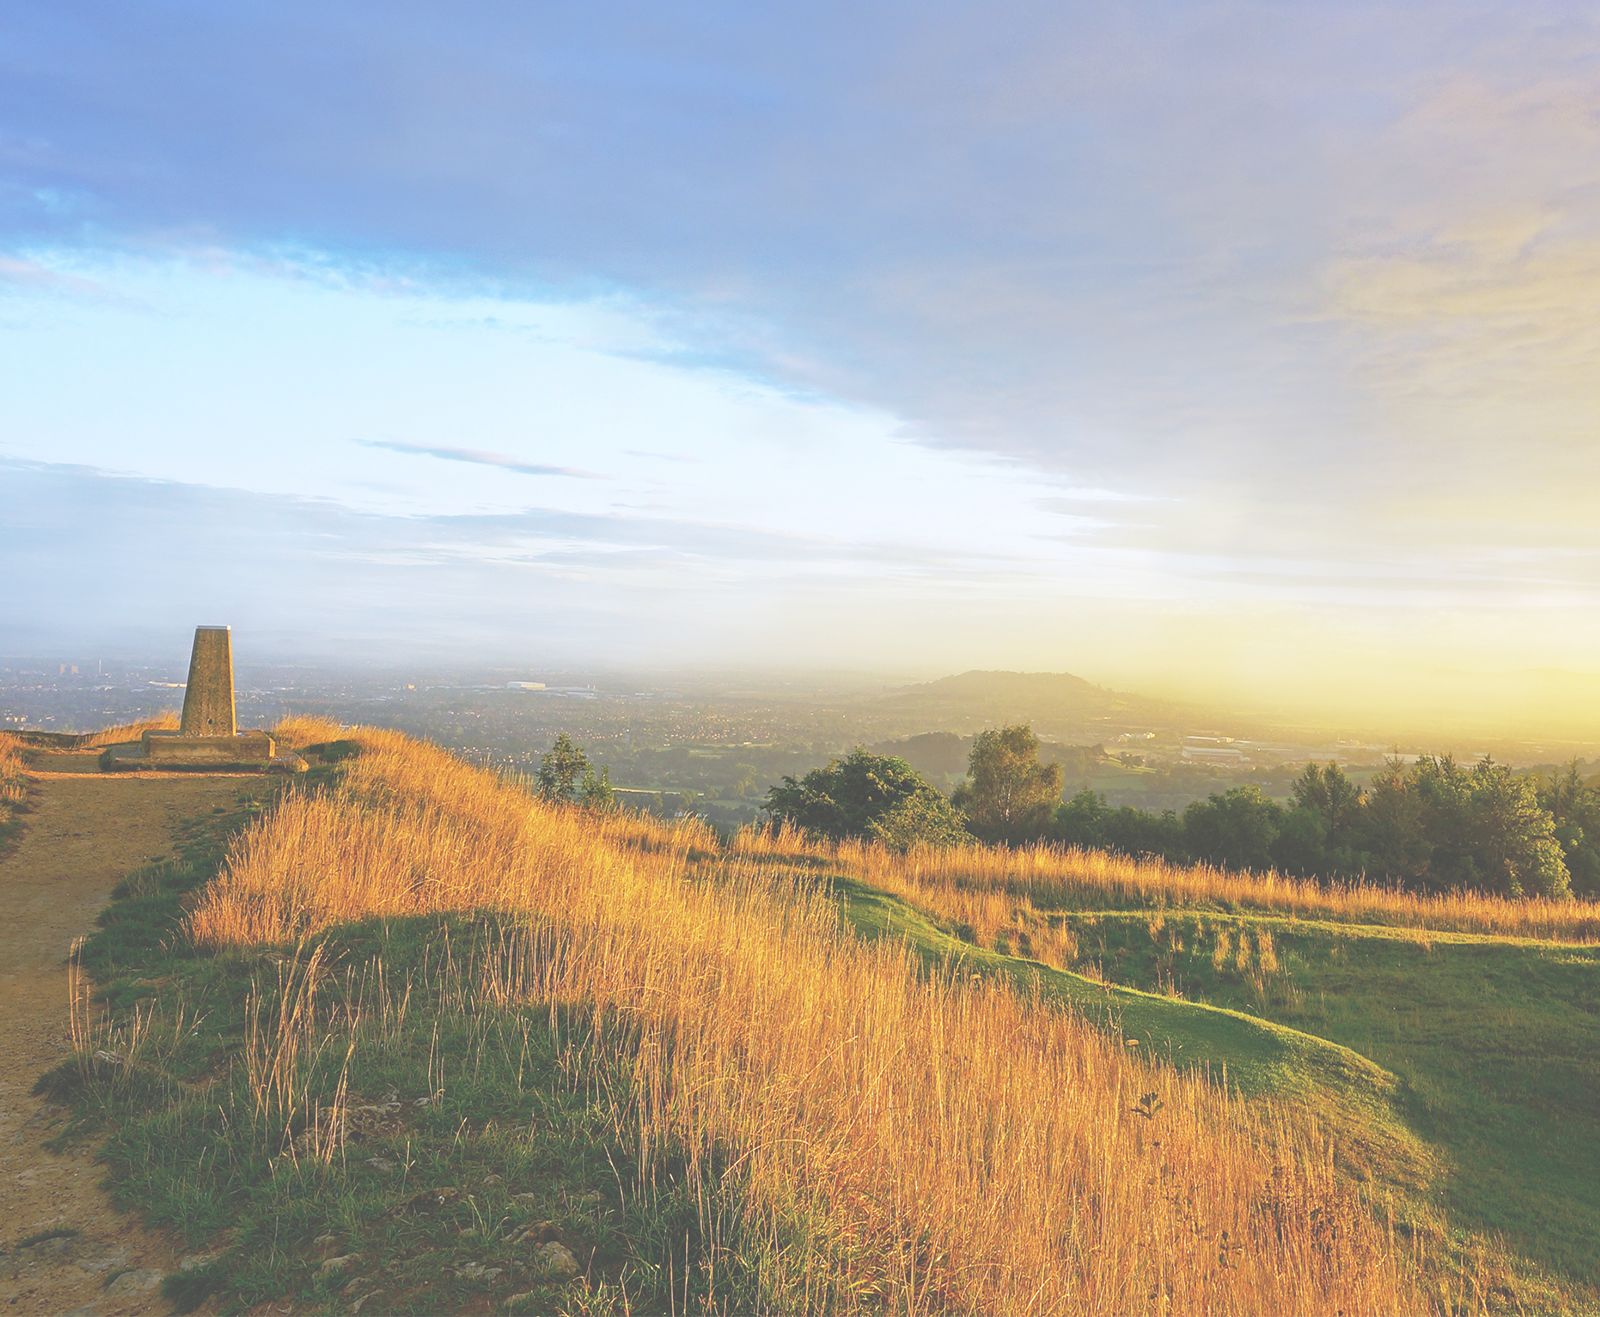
top-left (52, 721), bottom-right (1429, 1315)
top-left (50, 722), bottom-right (1600, 1312)
top-left (733, 824), bottom-right (1600, 942)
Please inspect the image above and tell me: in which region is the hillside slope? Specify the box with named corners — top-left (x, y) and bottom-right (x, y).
top-left (836, 880), bottom-right (1430, 1181)
top-left (37, 723), bottom-right (1600, 1314)
top-left (1052, 910), bottom-right (1600, 1293)
top-left (746, 831), bottom-right (1600, 1313)
top-left (876, 669), bottom-right (1193, 737)
top-left (835, 881), bottom-right (1599, 1310)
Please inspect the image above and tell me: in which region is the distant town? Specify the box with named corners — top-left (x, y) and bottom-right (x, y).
top-left (7, 656), bottom-right (1592, 832)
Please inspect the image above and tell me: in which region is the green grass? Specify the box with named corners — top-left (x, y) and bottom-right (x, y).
top-left (832, 877), bottom-right (1600, 1313)
top-left (0, 810), bottom-right (26, 859)
top-left (834, 879), bottom-right (1429, 1186)
top-left (47, 796), bottom-right (779, 1315)
top-left (1053, 911), bottom-right (1600, 1293)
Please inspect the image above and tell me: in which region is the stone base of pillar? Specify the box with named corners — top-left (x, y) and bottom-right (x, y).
top-left (100, 730), bottom-right (307, 773)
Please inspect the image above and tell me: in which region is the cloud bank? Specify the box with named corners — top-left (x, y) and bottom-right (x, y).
top-left (359, 440), bottom-right (598, 480)
top-left (3, 2), bottom-right (1600, 725)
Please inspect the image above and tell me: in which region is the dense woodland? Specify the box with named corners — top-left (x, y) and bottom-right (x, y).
top-left (762, 725), bottom-right (1600, 899)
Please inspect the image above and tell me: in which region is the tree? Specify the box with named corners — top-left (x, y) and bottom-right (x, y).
top-left (1375, 755), bottom-right (1569, 897)
top-left (1270, 806), bottom-right (1329, 876)
top-left (765, 749), bottom-right (966, 848)
top-left (865, 789), bottom-right (971, 850)
top-left (1408, 755), bottom-right (1479, 889)
top-left (1053, 789), bottom-right (1111, 850)
top-left (1103, 805), bottom-right (1187, 859)
top-left (1537, 761), bottom-right (1600, 897)
top-left (1011, 748), bottom-right (1576, 898)
top-left (579, 764), bottom-right (616, 811)
top-left (1456, 758), bottom-right (1568, 898)
top-left (537, 733), bottom-right (614, 809)
top-left (1279, 762), bottom-right (1373, 877)
top-left (953, 725), bottom-right (1063, 844)
top-left (1181, 786), bottom-right (1282, 872)
top-left (1291, 763), bottom-right (1362, 836)
top-left (1052, 790), bottom-right (1188, 860)
top-left (1355, 761), bottom-right (1430, 885)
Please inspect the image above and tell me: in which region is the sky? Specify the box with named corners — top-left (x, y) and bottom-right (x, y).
top-left (3, 3), bottom-right (1600, 732)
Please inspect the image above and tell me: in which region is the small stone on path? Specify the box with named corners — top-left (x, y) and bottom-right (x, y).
top-left (104, 1266), bottom-right (165, 1296)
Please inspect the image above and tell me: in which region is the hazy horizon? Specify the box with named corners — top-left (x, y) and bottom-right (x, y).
top-left (6, 4), bottom-right (1600, 739)
top-left (9, 640), bottom-right (1600, 748)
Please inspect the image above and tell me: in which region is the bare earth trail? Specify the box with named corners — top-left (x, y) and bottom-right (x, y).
top-left (0, 773), bottom-right (244, 1316)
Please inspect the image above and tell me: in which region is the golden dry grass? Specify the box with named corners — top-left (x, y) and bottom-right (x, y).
top-left (732, 824), bottom-right (1600, 945)
top-left (78, 712), bottom-right (181, 746)
top-left (0, 732), bottom-right (27, 816)
top-left (270, 714), bottom-right (349, 748)
top-left (187, 727), bottom-right (1446, 1315)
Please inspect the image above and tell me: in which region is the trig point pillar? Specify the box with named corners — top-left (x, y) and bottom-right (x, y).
top-left (108, 624), bottom-right (305, 773)
top-left (180, 625), bottom-right (238, 736)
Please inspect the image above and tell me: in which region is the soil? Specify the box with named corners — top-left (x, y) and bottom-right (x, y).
top-left (0, 772), bottom-right (246, 1315)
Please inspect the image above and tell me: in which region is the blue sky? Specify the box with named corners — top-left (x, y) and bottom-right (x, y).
top-left (4, 3), bottom-right (1600, 722)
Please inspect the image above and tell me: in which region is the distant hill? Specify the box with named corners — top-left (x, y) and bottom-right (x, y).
top-left (869, 729), bottom-right (1121, 787)
top-left (866, 731), bottom-right (970, 782)
top-left (877, 670), bottom-right (1190, 738)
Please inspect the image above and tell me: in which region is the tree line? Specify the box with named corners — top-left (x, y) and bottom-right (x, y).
top-left (765, 725), bottom-right (1599, 900)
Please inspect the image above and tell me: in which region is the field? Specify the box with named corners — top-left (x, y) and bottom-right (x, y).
top-left (43, 721), bottom-right (1600, 1314)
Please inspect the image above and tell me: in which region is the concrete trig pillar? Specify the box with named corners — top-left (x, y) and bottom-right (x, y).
top-left (179, 625), bottom-right (238, 737)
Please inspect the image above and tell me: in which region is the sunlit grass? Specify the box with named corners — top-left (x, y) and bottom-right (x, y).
top-left (0, 732), bottom-right (27, 823)
top-left (731, 823), bottom-right (1600, 944)
top-left (270, 713), bottom-right (349, 747)
top-left (187, 725), bottom-right (1435, 1315)
top-left (79, 712), bottom-right (181, 746)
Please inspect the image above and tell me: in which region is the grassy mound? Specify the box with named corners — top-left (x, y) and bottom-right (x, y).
top-left (822, 871), bottom-right (1599, 1313)
top-left (51, 755), bottom-right (768, 1314)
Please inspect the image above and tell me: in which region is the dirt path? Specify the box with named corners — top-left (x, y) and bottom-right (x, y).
top-left (0, 774), bottom-right (245, 1316)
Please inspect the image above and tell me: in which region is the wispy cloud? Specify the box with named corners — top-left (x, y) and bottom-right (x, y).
top-left (359, 439), bottom-right (599, 480)
top-left (624, 448), bottom-right (700, 464)
top-left (0, 457), bottom-right (1046, 664)
top-left (0, 255), bottom-right (125, 303)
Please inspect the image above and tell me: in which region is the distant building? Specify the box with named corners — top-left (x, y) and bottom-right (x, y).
top-left (1181, 746), bottom-right (1248, 763)
top-left (506, 681), bottom-right (597, 699)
